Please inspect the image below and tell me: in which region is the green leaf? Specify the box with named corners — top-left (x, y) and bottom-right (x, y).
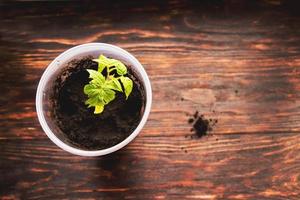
top-left (93, 55), bottom-right (109, 73)
top-left (84, 84), bottom-right (116, 114)
top-left (86, 69), bottom-right (105, 85)
top-left (111, 60), bottom-right (127, 75)
top-left (85, 95), bottom-right (102, 107)
top-left (93, 54), bottom-right (127, 75)
top-left (84, 84), bottom-right (97, 96)
top-left (102, 88), bottom-right (116, 104)
top-left (84, 84), bottom-right (103, 97)
top-left (106, 79), bottom-right (123, 92)
top-left (98, 55), bottom-right (110, 73)
top-left (120, 76), bottom-right (133, 99)
top-left (94, 104), bottom-right (104, 114)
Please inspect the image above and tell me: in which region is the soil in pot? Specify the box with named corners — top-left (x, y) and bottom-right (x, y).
top-left (51, 56), bottom-right (146, 150)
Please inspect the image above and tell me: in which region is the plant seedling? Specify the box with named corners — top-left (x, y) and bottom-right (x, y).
top-left (84, 54), bottom-right (133, 114)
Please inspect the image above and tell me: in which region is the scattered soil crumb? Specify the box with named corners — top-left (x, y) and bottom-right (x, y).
top-left (194, 111), bottom-right (199, 118)
top-left (181, 97), bottom-right (184, 101)
top-left (187, 111), bottom-right (218, 138)
top-left (235, 90), bottom-right (238, 94)
top-left (188, 118), bottom-right (194, 124)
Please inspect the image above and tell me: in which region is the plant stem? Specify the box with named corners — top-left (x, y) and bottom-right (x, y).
top-left (107, 66), bottom-right (116, 78)
top-left (106, 67), bottom-right (110, 77)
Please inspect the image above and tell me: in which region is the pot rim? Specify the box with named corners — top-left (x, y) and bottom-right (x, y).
top-left (36, 43), bottom-right (152, 156)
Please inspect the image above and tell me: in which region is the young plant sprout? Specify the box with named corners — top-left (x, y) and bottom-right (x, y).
top-left (84, 55), bottom-right (133, 114)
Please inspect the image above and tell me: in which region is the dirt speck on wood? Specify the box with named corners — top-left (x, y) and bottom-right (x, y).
top-left (187, 111), bottom-right (218, 138)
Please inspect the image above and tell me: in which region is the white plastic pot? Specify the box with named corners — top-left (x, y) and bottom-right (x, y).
top-left (36, 43), bottom-right (152, 156)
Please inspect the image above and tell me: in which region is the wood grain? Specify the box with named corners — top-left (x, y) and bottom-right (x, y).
top-left (0, 0), bottom-right (300, 199)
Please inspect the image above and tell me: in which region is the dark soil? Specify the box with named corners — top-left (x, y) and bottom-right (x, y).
top-left (51, 56), bottom-right (145, 150)
top-left (188, 111), bottom-right (218, 138)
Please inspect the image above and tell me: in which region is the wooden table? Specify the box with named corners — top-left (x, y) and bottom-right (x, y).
top-left (1, 1), bottom-right (300, 199)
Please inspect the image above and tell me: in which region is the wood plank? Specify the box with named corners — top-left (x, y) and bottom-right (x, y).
top-left (1, 133), bottom-right (300, 199)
